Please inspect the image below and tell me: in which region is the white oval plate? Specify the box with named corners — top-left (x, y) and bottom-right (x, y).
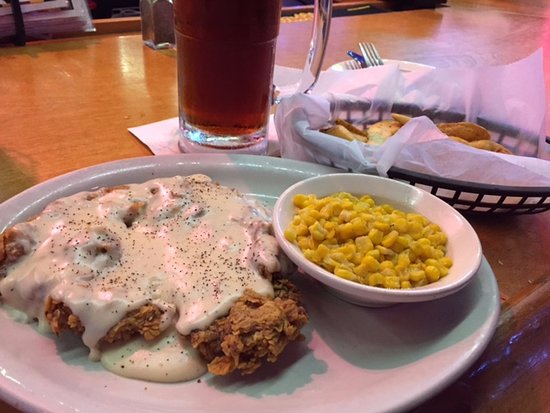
top-left (0, 155), bottom-right (499, 413)
top-left (329, 59), bottom-right (434, 72)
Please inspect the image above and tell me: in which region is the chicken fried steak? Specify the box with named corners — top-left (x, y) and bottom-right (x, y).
top-left (0, 175), bottom-right (308, 382)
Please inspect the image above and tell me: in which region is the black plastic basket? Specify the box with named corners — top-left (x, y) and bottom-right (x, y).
top-left (325, 99), bottom-right (550, 215)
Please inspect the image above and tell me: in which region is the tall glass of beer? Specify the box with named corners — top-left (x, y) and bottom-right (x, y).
top-left (174, 0), bottom-right (332, 154)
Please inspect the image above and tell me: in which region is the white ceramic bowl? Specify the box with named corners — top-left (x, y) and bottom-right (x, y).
top-left (272, 173), bottom-right (482, 307)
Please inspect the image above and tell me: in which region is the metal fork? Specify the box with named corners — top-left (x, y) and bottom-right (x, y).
top-left (358, 42), bottom-right (384, 67)
top-left (343, 59), bottom-right (363, 70)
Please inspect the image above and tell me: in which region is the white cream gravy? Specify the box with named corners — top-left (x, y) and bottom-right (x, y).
top-left (100, 328), bottom-right (207, 382)
top-left (0, 175), bottom-right (279, 382)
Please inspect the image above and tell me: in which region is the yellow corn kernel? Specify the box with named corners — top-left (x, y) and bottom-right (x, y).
top-left (425, 265), bottom-right (440, 282)
top-left (397, 252), bottom-right (411, 267)
top-left (322, 256), bottom-right (339, 272)
top-left (425, 258), bottom-right (439, 267)
top-left (328, 252), bottom-right (348, 264)
top-left (359, 195), bottom-right (375, 205)
top-left (396, 235), bottom-right (412, 248)
top-left (433, 248), bottom-right (445, 259)
top-left (297, 236), bottom-right (314, 250)
top-left (293, 194), bottom-right (310, 208)
top-left (376, 245), bottom-right (394, 256)
top-left (354, 201), bottom-right (371, 213)
top-left (410, 241), bottom-right (424, 256)
top-left (303, 249), bottom-right (315, 261)
top-left (421, 244), bottom-right (435, 259)
top-left (381, 268), bottom-right (397, 278)
top-left (383, 276), bottom-right (400, 289)
top-left (350, 217), bottom-right (369, 237)
top-left (398, 270), bottom-right (410, 281)
top-left (340, 199), bottom-right (354, 210)
top-left (309, 221), bottom-right (328, 241)
top-left (322, 237), bottom-right (338, 246)
top-left (354, 263), bottom-right (370, 277)
top-left (284, 228), bottom-right (297, 242)
top-left (334, 266), bottom-right (356, 281)
top-left (379, 260), bottom-right (394, 270)
top-left (294, 223), bottom-right (309, 237)
top-left (439, 256), bottom-right (453, 268)
top-left (366, 249), bottom-right (380, 260)
top-left (381, 230), bottom-right (399, 248)
top-left (390, 242), bottom-right (405, 254)
top-left (360, 254), bottom-right (380, 272)
top-left (319, 203), bottom-right (334, 219)
top-left (351, 252), bottom-right (363, 266)
top-left (368, 228), bottom-right (383, 245)
top-left (334, 243), bottom-right (356, 260)
top-left (311, 244), bottom-right (330, 262)
top-left (408, 218), bottom-right (423, 230)
top-left (367, 273), bottom-right (385, 286)
top-left (401, 280), bottom-right (412, 289)
top-left (355, 235), bottom-right (374, 254)
top-left (410, 269), bottom-right (426, 283)
top-left (373, 221), bottom-right (390, 233)
top-left (393, 217), bottom-right (408, 233)
top-left (338, 209), bottom-right (355, 223)
top-left (300, 212), bottom-right (317, 227)
top-left (323, 220), bottom-right (337, 231)
top-left (336, 222), bottom-right (354, 241)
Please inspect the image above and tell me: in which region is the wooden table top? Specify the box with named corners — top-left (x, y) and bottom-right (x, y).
top-left (0, 1), bottom-right (548, 412)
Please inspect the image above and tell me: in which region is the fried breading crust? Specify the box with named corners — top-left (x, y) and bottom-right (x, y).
top-left (42, 278), bottom-right (308, 377)
top-left (1, 229), bottom-right (33, 277)
top-left (45, 298), bottom-right (164, 344)
top-left (190, 279), bottom-right (309, 376)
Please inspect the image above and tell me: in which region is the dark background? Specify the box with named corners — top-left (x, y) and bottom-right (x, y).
top-left (88, 0), bottom-right (447, 20)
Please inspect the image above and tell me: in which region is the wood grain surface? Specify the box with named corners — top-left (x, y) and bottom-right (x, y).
top-left (0, 1), bottom-right (548, 412)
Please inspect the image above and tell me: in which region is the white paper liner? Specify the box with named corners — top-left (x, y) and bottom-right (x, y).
top-left (275, 50), bottom-right (550, 189)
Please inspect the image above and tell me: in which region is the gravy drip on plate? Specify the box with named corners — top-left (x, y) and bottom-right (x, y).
top-left (0, 175), bottom-right (278, 380)
top-left (100, 328), bottom-right (207, 382)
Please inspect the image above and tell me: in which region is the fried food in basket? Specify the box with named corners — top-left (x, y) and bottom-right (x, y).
top-left (366, 120), bottom-right (402, 145)
top-left (468, 139), bottom-right (512, 154)
top-left (391, 113), bottom-right (412, 125)
top-left (321, 119), bottom-right (369, 142)
top-left (321, 114), bottom-right (513, 154)
top-left (436, 122), bottom-right (491, 142)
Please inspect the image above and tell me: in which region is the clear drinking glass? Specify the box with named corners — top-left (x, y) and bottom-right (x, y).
top-left (174, 0), bottom-right (332, 154)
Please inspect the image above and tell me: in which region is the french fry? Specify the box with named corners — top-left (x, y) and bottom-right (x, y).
top-left (367, 120), bottom-right (401, 145)
top-left (391, 113), bottom-right (412, 125)
top-left (447, 135), bottom-right (470, 145)
top-left (335, 119), bottom-right (369, 138)
top-left (468, 139), bottom-right (512, 154)
top-left (437, 122), bottom-right (491, 142)
top-left (322, 125), bottom-right (368, 142)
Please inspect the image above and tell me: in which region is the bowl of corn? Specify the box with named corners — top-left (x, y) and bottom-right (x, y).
top-left (272, 173), bottom-right (482, 307)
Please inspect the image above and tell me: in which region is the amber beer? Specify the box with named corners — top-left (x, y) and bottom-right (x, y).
top-left (175, 0), bottom-right (282, 150)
